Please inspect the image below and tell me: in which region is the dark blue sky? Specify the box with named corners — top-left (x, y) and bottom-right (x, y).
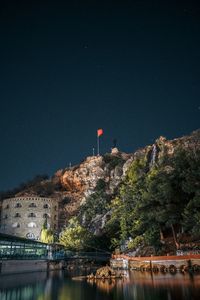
top-left (0, 0), bottom-right (199, 191)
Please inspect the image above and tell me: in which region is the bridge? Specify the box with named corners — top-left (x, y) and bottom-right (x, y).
top-left (0, 233), bottom-right (110, 261)
top-left (53, 251), bottom-right (110, 262)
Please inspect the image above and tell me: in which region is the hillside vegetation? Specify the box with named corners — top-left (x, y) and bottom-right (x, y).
top-left (1, 130), bottom-right (200, 254)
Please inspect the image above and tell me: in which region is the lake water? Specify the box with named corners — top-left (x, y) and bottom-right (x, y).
top-left (0, 270), bottom-right (200, 300)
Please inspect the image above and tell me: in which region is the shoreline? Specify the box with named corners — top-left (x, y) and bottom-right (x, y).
top-left (110, 254), bottom-right (200, 272)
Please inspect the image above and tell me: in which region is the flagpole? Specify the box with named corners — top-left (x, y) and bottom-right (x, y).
top-left (97, 129), bottom-right (103, 156)
top-left (97, 135), bottom-right (100, 156)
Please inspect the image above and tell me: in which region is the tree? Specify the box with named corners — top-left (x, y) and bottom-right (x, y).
top-left (80, 190), bottom-right (110, 227)
top-left (40, 219), bottom-right (54, 244)
top-left (178, 148), bottom-right (200, 234)
top-left (59, 217), bottom-right (91, 251)
top-left (108, 156), bottom-right (148, 249)
top-left (108, 147), bottom-right (200, 251)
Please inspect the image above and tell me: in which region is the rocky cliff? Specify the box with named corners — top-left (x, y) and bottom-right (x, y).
top-left (12, 148), bottom-right (132, 229)
top-left (2, 129), bottom-right (200, 234)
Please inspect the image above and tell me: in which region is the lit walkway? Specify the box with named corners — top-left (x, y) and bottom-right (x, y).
top-left (0, 233), bottom-right (49, 260)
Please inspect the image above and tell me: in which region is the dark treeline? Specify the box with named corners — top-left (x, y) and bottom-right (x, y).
top-left (0, 174), bottom-right (49, 201)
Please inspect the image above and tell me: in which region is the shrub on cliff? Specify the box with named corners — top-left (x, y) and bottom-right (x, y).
top-left (103, 153), bottom-right (125, 170)
top-left (59, 217), bottom-right (91, 251)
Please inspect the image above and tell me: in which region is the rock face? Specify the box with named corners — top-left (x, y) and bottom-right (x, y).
top-left (135, 129), bottom-right (200, 169)
top-left (61, 156), bottom-right (105, 200)
top-left (10, 149), bottom-right (132, 231)
top-left (2, 129), bottom-right (200, 234)
top-left (56, 151), bottom-right (132, 227)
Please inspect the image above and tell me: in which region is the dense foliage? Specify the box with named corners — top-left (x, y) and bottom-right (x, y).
top-left (59, 145), bottom-right (200, 253)
top-left (59, 217), bottom-right (91, 250)
top-left (79, 180), bottom-right (110, 228)
top-left (40, 219), bottom-right (54, 244)
top-left (107, 146), bottom-right (200, 252)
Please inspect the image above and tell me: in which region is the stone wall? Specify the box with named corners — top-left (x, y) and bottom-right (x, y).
top-left (0, 260), bottom-right (48, 274)
top-left (0, 197), bottom-right (58, 240)
top-left (110, 255), bottom-right (200, 270)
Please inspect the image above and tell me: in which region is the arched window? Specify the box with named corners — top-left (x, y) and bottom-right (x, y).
top-left (43, 213), bottom-right (50, 218)
top-left (29, 203), bottom-right (37, 208)
top-left (14, 213), bottom-right (21, 218)
top-left (15, 203), bottom-right (22, 208)
top-left (43, 204), bottom-right (49, 209)
top-left (28, 222), bottom-right (37, 228)
top-left (28, 213), bottom-right (36, 218)
top-left (12, 222), bottom-right (20, 228)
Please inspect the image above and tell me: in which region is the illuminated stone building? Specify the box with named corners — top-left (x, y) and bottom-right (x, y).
top-left (0, 197), bottom-right (58, 240)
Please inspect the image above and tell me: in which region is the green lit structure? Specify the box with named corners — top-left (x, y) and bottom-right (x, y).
top-left (0, 233), bottom-right (49, 259)
top-left (0, 233), bottom-right (110, 261)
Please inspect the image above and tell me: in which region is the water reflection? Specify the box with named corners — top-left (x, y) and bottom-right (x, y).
top-left (0, 270), bottom-right (200, 300)
top-left (87, 278), bottom-right (116, 293)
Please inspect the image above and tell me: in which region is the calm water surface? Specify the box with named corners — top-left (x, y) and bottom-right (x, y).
top-left (0, 270), bottom-right (200, 300)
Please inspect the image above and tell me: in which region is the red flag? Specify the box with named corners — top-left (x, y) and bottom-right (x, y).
top-left (97, 129), bottom-right (103, 137)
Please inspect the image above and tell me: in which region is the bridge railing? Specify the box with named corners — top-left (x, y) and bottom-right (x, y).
top-left (52, 251), bottom-right (111, 260)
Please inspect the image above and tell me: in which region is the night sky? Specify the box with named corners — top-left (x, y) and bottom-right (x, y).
top-left (0, 0), bottom-right (199, 191)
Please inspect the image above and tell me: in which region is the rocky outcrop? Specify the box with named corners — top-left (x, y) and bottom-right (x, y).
top-left (61, 156), bottom-right (105, 198)
top-left (57, 150), bottom-right (132, 224)
top-left (135, 129), bottom-right (200, 169)
top-left (2, 129), bottom-right (199, 234)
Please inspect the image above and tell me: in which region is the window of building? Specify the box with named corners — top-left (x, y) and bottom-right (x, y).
top-left (28, 222), bottom-right (37, 228)
top-left (54, 215), bottom-right (57, 220)
top-left (29, 203), bottom-right (37, 208)
top-left (4, 214), bottom-right (8, 219)
top-left (43, 213), bottom-right (50, 218)
top-left (54, 206), bottom-right (57, 211)
top-left (14, 213), bottom-right (21, 218)
top-left (15, 203), bottom-right (22, 208)
top-left (12, 222), bottom-right (20, 228)
top-left (28, 213), bottom-right (36, 218)
top-left (43, 204), bottom-right (49, 209)
top-left (5, 204), bottom-right (9, 209)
